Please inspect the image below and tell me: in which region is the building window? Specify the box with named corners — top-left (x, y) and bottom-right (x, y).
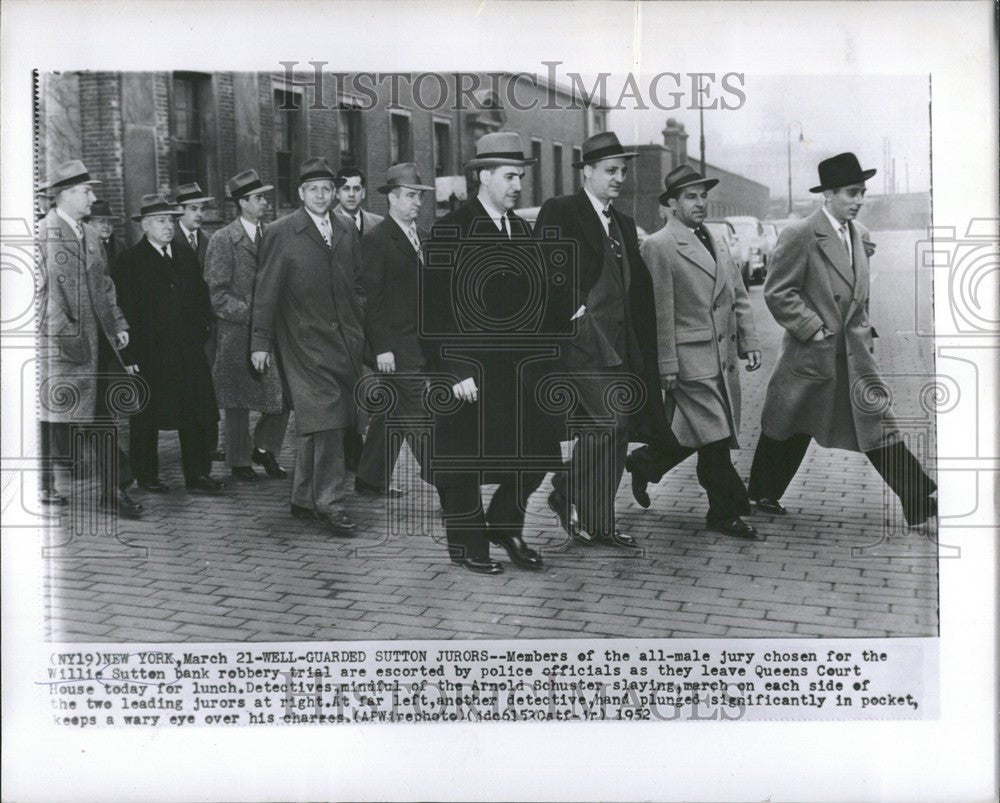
top-left (433, 120), bottom-right (451, 178)
top-left (552, 143), bottom-right (564, 196)
top-left (531, 138), bottom-right (543, 205)
top-left (274, 87), bottom-right (302, 207)
top-left (390, 111), bottom-right (412, 164)
top-left (171, 73), bottom-right (207, 187)
top-left (572, 147), bottom-right (583, 192)
top-left (592, 109), bottom-right (607, 133)
top-left (338, 101), bottom-right (362, 168)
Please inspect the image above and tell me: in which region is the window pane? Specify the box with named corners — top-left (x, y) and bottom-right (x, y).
top-left (552, 144), bottom-right (563, 195)
top-left (531, 140), bottom-right (543, 205)
top-left (434, 122), bottom-right (450, 178)
top-left (572, 147), bottom-right (582, 191)
top-left (171, 75), bottom-right (204, 187)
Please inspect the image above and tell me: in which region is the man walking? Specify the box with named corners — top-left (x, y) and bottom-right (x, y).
top-left (87, 199), bottom-right (122, 267)
top-left (626, 165), bottom-right (763, 540)
top-left (251, 157), bottom-right (366, 537)
top-left (354, 164), bottom-right (432, 498)
top-left (534, 132), bottom-right (666, 548)
top-left (747, 152), bottom-right (937, 526)
top-left (115, 194), bottom-right (225, 496)
top-left (333, 167), bottom-right (384, 237)
top-left (37, 160), bottom-right (142, 517)
top-left (420, 132), bottom-right (558, 573)
top-left (205, 170), bottom-right (289, 483)
top-left (173, 182), bottom-right (213, 268)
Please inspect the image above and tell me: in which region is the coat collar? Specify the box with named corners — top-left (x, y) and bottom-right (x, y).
top-left (385, 214), bottom-right (422, 264)
top-left (668, 215), bottom-right (717, 281)
top-left (226, 215), bottom-right (260, 257)
top-left (294, 206), bottom-right (342, 253)
top-left (811, 207), bottom-right (855, 290)
top-left (573, 189), bottom-right (606, 257)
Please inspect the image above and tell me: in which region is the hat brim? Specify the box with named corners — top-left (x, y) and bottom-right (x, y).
top-left (376, 183), bottom-right (435, 194)
top-left (571, 152), bottom-right (638, 169)
top-left (298, 174), bottom-right (339, 186)
top-left (228, 184), bottom-right (274, 200)
top-left (809, 168), bottom-right (877, 193)
top-left (465, 157), bottom-right (537, 170)
top-left (658, 176), bottom-right (720, 205)
top-left (41, 178), bottom-right (102, 194)
top-left (176, 196), bottom-right (215, 205)
top-left (131, 210), bottom-right (185, 221)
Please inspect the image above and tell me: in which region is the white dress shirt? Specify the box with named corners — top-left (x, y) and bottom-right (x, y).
top-left (583, 187), bottom-right (612, 236)
top-left (821, 205), bottom-right (853, 264)
top-left (477, 196), bottom-right (511, 237)
top-left (56, 207), bottom-right (84, 240)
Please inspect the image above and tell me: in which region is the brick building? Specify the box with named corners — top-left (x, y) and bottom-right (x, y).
top-left (35, 71), bottom-right (610, 240)
top-left (617, 117), bottom-right (770, 234)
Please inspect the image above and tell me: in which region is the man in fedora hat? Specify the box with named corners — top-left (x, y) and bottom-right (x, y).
top-left (115, 194), bottom-right (225, 496)
top-left (172, 182), bottom-right (214, 268)
top-left (747, 152), bottom-right (937, 526)
top-left (354, 163), bottom-right (433, 499)
top-left (251, 157), bottom-right (366, 537)
top-left (36, 160), bottom-right (143, 517)
top-left (205, 169), bottom-right (289, 483)
top-left (419, 131), bottom-right (559, 573)
top-left (534, 131), bottom-right (667, 548)
top-left (625, 165), bottom-right (763, 540)
top-left (86, 199), bottom-right (122, 267)
top-left (334, 167), bottom-right (384, 238)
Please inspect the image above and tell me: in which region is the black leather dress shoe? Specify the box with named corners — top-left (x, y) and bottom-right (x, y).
top-left (594, 530), bottom-right (639, 549)
top-left (907, 496), bottom-right (938, 527)
top-left (102, 488), bottom-right (144, 519)
top-left (231, 466), bottom-right (258, 481)
top-left (136, 478), bottom-right (170, 493)
top-left (708, 516), bottom-right (765, 541)
top-left (186, 475), bottom-right (226, 495)
top-left (316, 510), bottom-right (357, 537)
top-left (39, 488), bottom-right (68, 506)
top-left (290, 503), bottom-right (315, 520)
top-left (354, 477), bottom-right (403, 498)
top-left (753, 497), bottom-right (787, 515)
top-left (450, 556), bottom-right (504, 575)
top-left (252, 449), bottom-right (288, 479)
top-left (548, 490), bottom-right (592, 544)
top-left (490, 531), bottom-right (543, 570)
top-left (624, 454), bottom-right (651, 508)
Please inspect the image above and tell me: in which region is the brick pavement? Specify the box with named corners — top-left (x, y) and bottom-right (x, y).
top-left (42, 230), bottom-right (939, 642)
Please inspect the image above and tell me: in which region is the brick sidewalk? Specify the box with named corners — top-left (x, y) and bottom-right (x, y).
top-left (43, 247), bottom-right (939, 642)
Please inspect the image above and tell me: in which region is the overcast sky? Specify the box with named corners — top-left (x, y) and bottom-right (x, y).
top-left (604, 74), bottom-right (931, 200)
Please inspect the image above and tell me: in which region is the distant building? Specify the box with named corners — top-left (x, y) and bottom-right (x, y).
top-left (617, 118), bottom-right (770, 234)
top-left (35, 71), bottom-right (610, 241)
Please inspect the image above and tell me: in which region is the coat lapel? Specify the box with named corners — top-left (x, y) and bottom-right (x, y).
top-left (573, 190), bottom-right (605, 261)
top-left (387, 216), bottom-right (419, 266)
top-left (669, 217), bottom-right (716, 281)
top-left (704, 225), bottom-right (728, 299)
top-left (296, 207), bottom-right (333, 254)
top-left (846, 220), bottom-right (869, 319)
top-left (813, 209), bottom-right (855, 290)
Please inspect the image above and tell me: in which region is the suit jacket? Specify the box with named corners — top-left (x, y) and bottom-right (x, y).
top-left (251, 207), bottom-right (365, 434)
top-left (37, 209), bottom-right (129, 423)
top-left (361, 215), bottom-right (426, 372)
top-left (420, 197), bottom-right (563, 486)
top-left (641, 216), bottom-right (759, 448)
top-left (174, 222), bottom-right (209, 268)
top-left (760, 207), bottom-right (895, 451)
top-left (116, 238), bottom-right (218, 429)
top-left (533, 189), bottom-right (667, 442)
top-left (204, 218), bottom-right (284, 413)
top-left (334, 205), bottom-right (384, 238)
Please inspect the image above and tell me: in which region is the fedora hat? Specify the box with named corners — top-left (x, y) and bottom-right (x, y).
top-left (809, 152), bottom-right (876, 193)
top-left (41, 159), bottom-right (102, 193)
top-left (464, 132), bottom-right (537, 170)
top-left (298, 156), bottom-right (339, 185)
top-left (658, 164), bottom-right (719, 205)
top-left (227, 169), bottom-right (273, 200)
top-left (88, 199), bottom-right (116, 219)
top-left (571, 132), bottom-right (638, 168)
top-left (174, 182), bottom-right (215, 205)
top-left (130, 194), bottom-right (183, 221)
top-left (376, 163), bottom-right (434, 194)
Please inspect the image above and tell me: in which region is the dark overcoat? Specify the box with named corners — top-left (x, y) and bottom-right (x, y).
top-left (760, 208), bottom-right (897, 452)
top-left (37, 209), bottom-right (129, 423)
top-left (204, 218), bottom-right (284, 413)
top-left (641, 216), bottom-right (760, 448)
top-left (533, 190), bottom-right (667, 442)
top-left (251, 207), bottom-right (365, 435)
top-left (419, 198), bottom-right (564, 487)
top-left (115, 238), bottom-right (219, 430)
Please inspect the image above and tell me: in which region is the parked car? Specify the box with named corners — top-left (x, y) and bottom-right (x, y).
top-left (704, 219), bottom-right (749, 287)
top-left (517, 206), bottom-right (648, 244)
top-left (725, 215), bottom-right (770, 283)
top-left (762, 222), bottom-right (780, 255)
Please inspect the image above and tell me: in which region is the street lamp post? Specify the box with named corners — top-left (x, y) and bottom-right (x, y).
top-left (787, 120), bottom-right (804, 216)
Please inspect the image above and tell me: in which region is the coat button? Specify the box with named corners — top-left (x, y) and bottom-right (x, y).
top-left (717, 334), bottom-right (723, 342)
top-left (712, 303), bottom-right (719, 311)
top-left (730, 334), bottom-right (736, 341)
top-left (728, 365), bottom-right (735, 372)
top-left (834, 294), bottom-right (841, 301)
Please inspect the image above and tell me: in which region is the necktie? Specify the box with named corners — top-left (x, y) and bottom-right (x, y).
top-left (406, 225), bottom-right (423, 263)
top-left (189, 232), bottom-right (198, 252)
top-left (356, 214), bottom-right (363, 236)
top-left (254, 224), bottom-right (263, 249)
top-left (603, 208), bottom-right (623, 260)
top-left (319, 217), bottom-right (331, 247)
top-left (839, 223), bottom-right (853, 265)
top-left (499, 214), bottom-right (509, 238)
top-left (695, 226), bottom-right (716, 261)
top-left (161, 245), bottom-right (170, 260)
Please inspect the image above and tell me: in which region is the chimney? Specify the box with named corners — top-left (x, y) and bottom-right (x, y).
top-left (662, 118), bottom-right (688, 169)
